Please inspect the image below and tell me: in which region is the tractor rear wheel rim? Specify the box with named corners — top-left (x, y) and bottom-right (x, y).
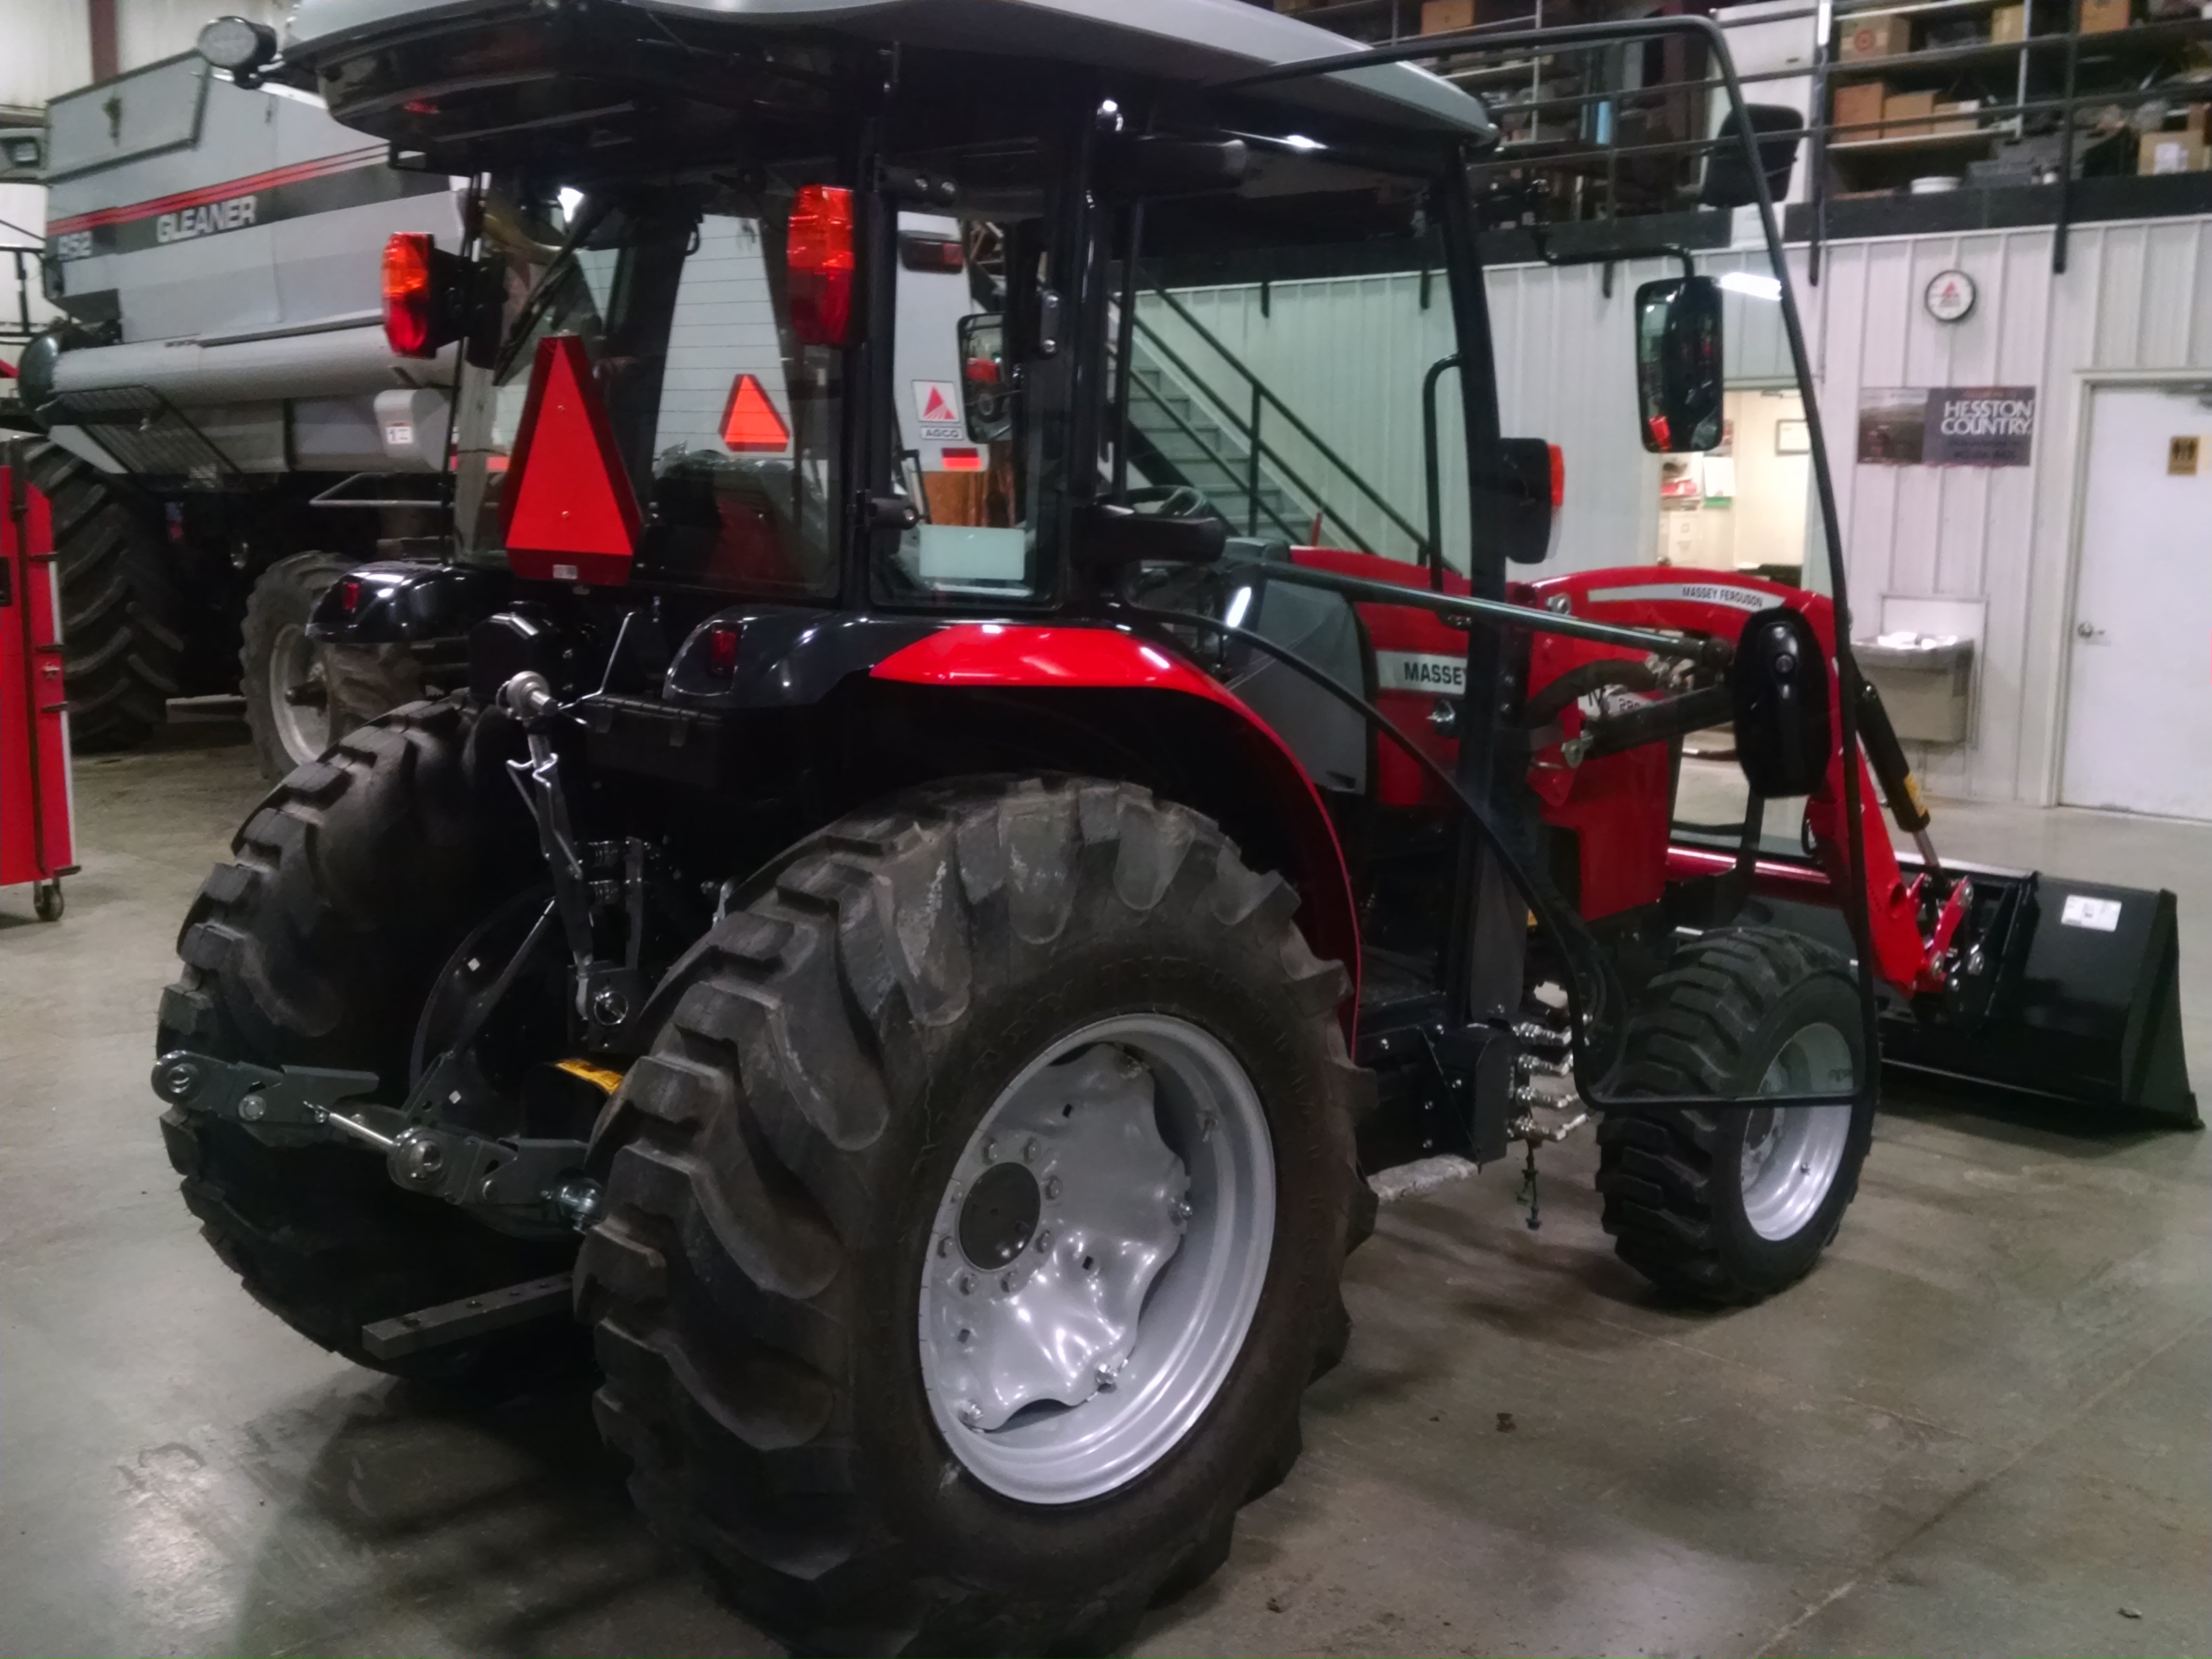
top-left (269, 621), bottom-right (330, 767)
top-left (917, 1014), bottom-right (1275, 1506)
top-left (1740, 1022), bottom-right (1855, 1242)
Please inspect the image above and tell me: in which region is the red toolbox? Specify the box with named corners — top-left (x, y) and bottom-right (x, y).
top-left (2, 441), bottom-right (76, 921)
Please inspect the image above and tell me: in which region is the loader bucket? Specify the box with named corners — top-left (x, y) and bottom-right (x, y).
top-left (1880, 870), bottom-right (2198, 1127)
top-left (1712, 849), bottom-right (2198, 1128)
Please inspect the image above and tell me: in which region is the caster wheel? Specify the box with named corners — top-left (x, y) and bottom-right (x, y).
top-left (33, 879), bottom-right (64, 922)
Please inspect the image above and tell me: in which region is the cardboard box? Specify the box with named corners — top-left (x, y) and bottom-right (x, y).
top-left (1992, 3), bottom-right (2027, 43)
top-left (1838, 12), bottom-right (1912, 61)
top-left (2139, 131), bottom-right (2211, 173)
top-left (1421, 0), bottom-right (1477, 32)
top-left (1932, 98), bottom-right (1983, 136)
top-left (2187, 102), bottom-right (2209, 140)
top-left (1883, 90), bottom-right (1939, 136)
top-left (2079, 0), bottom-right (2129, 32)
top-left (1832, 79), bottom-right (1892, 136)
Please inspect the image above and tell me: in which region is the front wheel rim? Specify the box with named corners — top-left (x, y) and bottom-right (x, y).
top-left (1739, 1021), bottom-right (1855, 1242)
top-left (917, 1013), bottom-right (1275, 1506)
top-left (268, 622), bottom-right (330, 767)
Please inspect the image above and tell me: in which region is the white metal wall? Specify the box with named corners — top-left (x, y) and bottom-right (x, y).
top-left (1158, 216), bottom-right (2212, 804)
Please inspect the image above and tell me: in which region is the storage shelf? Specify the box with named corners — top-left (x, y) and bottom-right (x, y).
top-left (1829, 128), bottom-right (2003, 153)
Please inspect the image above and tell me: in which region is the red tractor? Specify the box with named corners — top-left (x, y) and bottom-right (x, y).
top-left (149, 4), bottom-right (2193, 1654)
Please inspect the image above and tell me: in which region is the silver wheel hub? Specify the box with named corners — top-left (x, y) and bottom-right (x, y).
top-left (1740, 1021), bottom-right (1855, 1242)
top-left (269, 621), bottom-right (331, 767)
top-left (918, 1015), bottom-right (1274, 1505)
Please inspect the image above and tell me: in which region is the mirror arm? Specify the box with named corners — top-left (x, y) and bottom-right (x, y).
top-left (1530, 225), bottom-right (1695, 281)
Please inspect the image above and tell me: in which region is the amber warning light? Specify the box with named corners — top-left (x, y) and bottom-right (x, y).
top-left (382, 231), bottom-right (471, 359)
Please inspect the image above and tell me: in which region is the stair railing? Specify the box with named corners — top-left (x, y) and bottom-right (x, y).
top-left (1130, 281), bottom-right (1428, 560)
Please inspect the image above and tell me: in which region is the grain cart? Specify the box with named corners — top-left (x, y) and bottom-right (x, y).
top-left (149, 3), bottom-right (2194, 1654)
top-left (14, 42), bottom-right (470, 771)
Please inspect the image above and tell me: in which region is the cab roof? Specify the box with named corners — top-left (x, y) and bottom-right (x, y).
top-left (281, 0), bottom-right (1495, 143)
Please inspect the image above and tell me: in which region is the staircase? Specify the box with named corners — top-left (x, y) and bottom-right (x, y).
top-left (1125, 353), bottom-right (1314, 543)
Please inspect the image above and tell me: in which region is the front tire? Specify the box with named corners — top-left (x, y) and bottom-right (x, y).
top-left (242, 552), bottom-right (425, 778)
top-left (1595, 927), bottom-right (1870, 1304)
top-left (578, 777), bottom-right (1371, 1654)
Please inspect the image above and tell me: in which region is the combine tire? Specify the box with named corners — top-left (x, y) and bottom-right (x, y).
top-left (578, 777), bottom-right (1371, 1655)
top-left (242, 551), bottom-right (423, 778)
top-left (156, 697), bottom-right (568, 1376)
top-left (20, 439), bottom-right (191, 749)
top-left (1596, 927), bottom-right (1871, 1304)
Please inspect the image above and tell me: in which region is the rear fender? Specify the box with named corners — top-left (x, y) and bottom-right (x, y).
top-left (872, 625), bottom-right (1361, 1016)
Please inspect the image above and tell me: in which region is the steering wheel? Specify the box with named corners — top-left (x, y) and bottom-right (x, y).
top-left (1123, 484), bottom-right (1213, 519)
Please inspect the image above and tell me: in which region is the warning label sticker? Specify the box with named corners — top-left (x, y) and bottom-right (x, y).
top-left (912, 381), bottom-right (965, 442)
top-left (1374, 651), bottom-right (1465, 695)
top-left (2059, 893), bottom-right (2122, 932)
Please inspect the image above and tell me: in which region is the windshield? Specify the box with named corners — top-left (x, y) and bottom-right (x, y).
top-left (454, 181), bottom-right (840, 600)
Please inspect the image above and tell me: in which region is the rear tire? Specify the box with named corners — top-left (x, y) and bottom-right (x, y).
top-left (242, 552), bottom-right (425, 779)
top-left (157, 696), bottom-right (571, 1376)
top-left (578, 777), bottom-right (1371, 1654)
top-left (20, 439), bottom-right (192, 749)
top-left (1595, 927), bottom-right (1870, 1304)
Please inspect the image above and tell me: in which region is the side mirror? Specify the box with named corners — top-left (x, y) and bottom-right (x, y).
top-left (957, 314), bottom-right (1012, 443)
top-left (1730, 607), bottom-right (1831, 798)
top-left (1701, 105), bottom-right (1805, 209)
top-left (1072, 500), bottom-right (1226, 569)
top-left (1635, 275), bottom-right (1724, 453)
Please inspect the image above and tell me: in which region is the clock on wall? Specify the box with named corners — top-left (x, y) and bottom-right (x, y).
top-left (1925, 269), bottom-right (1977, 324)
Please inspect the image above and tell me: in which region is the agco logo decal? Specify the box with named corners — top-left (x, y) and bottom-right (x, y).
top-left (157, 193), bottom-right (260, 242)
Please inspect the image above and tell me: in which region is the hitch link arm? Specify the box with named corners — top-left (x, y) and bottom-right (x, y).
top-left (500, 671), bottom-right (601, 1012)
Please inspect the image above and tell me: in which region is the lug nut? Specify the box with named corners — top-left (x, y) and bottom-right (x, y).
top-left (957, 1273), bottom-right (974, 1295)
top-left (1034, 1229), bottom-right (1053, 1254)
top-left (981, 1137), bottom-right (999, 1163)
top-left (1170, 1198), bottom-right (1193, 1226)
top-left (1044, 1176), bottom-right (1062, 1201)
top-left (937, 1235), bottom-right (953, 1257)
top-left (958, 1402), bottom-right (982, 1428)
top-left (1000, 1271), bottom-right (1018, 1293)
top-left (1023, 1137), bottom-right (1039, 1163)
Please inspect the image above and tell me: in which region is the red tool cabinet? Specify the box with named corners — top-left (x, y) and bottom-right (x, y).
top-left (2, 441), bottom-right (76, 921)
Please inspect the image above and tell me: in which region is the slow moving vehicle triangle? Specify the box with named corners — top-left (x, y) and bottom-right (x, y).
top-left (502, 333), bottom-right (641, 584)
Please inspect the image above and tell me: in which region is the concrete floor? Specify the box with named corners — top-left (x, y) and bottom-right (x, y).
top-left (3, 717), bottom-right (2207, 1658)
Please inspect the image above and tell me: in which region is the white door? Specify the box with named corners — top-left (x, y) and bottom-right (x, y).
top-left (2059, 384), bottom-right (2212, 820)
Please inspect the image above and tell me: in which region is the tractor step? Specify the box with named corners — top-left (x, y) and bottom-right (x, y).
top-left (359, 1273), bottom-right (574, 1361)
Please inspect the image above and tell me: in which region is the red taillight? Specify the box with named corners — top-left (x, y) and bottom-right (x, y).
top-left (940, 447), bottom-right (985, 473)
top-left (1547, 442), bottom-right (1565, 509)
top-left (382, 232), bottom-right (437, 357)
top-left (721, 374), bottom-right (791, 452)
top-left (704, 621), bottom-right (743, 676)
top-left (787, 184), bottom-right (856, 347)
top-left (339, 577), bottom-right (363, 615)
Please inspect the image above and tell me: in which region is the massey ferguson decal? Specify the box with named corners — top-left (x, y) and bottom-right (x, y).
top-left (1374, 650), bottom-right (1467, 695)
top-left (47, 146), bottom-right (452, 261)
